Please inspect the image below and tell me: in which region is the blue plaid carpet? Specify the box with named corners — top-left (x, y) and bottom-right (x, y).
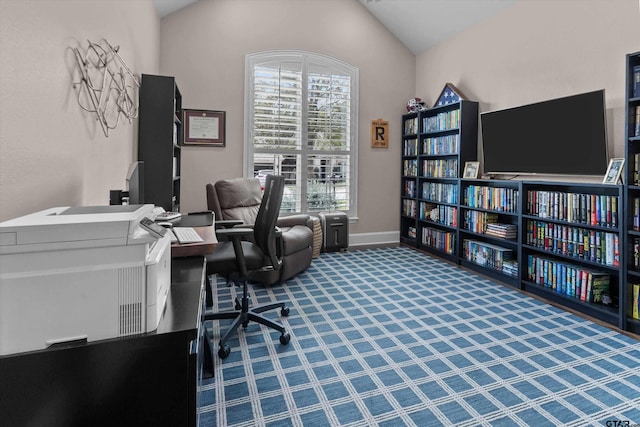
top-left (198, 246), bottom-right (640, 426)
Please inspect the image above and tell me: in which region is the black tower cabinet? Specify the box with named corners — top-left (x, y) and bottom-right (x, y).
top-left (319, 211), bottom-right (349, 252)
top-left (138, 74), bottom-right (182, 212)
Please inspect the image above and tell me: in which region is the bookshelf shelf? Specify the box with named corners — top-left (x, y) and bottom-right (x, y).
top-left (624, 51), bottom-right (640, 333)
top-left (465, 229), bottom-right (518, 246)
top-left (522, 279), bottom-right (620, 324)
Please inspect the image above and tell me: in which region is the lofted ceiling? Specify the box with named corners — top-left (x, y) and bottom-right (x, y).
top-left (153, 0), bottom-right (519, 55)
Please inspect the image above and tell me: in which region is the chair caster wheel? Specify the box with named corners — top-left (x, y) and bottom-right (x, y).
top-left (279, 333), bottom-right (291, 345)
top-left (242, 321), bottom-right (249, 328)
top-left (281, 306), bottom-right (290, 317)
top-left (218, 345), bottom-right (230, 359)
top-left (235, 299), bottom-right (241, 310)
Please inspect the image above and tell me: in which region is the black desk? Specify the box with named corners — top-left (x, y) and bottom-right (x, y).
top-left (0, 257), bottom-right (208, 427)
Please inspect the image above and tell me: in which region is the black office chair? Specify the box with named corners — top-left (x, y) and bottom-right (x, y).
top-left (204, 175), bottom-right (291, 359)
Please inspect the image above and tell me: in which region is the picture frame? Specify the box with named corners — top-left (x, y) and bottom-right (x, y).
top-left (602, 158), bottom-right (625, 184)
top-left (371, 118), bottom-right (389, 148)
top-left (183, 109), bottom-right (225, 146)
top-left (463, 161), bottom-right (480, 179)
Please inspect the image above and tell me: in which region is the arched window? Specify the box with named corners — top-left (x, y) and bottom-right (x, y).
top-left (245, 50), bottom-right (358, 217)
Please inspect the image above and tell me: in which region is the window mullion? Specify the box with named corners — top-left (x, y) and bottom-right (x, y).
top-left (300, 57), bottom-right (309, 213)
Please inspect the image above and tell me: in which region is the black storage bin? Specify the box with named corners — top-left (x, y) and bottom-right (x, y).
top-left (319, 211), bottom-right (349, 252)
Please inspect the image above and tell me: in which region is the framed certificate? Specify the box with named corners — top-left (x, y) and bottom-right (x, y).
top-left (183, 109), bottom-right (225, 146)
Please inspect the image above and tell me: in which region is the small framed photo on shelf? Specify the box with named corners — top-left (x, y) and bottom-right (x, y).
top-left (463, 161), bottom-right (480, 179)
top-left (602, 158), bottom-right (625, 184)
top-left (183, 109), bottom-right (225, 146)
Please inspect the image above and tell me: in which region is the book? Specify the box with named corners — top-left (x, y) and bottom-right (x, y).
top-left (633, 284), bottom-right (639, 320)
top-left (590, 273), bottom-right (610, 304)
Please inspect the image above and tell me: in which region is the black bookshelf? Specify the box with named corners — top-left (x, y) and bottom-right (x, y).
top-left (138, 74), bottom-right (182, 212)
top-left (459, 179), bottom-right (521, 287)
top-left (624, 51), bottom-right (640, 333)
top-left (413, 100), bottom-right (479, 261)
top-left (520, 181), bottom-right (623, 329)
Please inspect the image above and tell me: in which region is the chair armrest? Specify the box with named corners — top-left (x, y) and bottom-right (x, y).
top-left (215, 219), bottom-right (244, 229)
top-left (215, 226), bottom-right (253, 239)
top-left (276, 214), bottom-right (312, 229)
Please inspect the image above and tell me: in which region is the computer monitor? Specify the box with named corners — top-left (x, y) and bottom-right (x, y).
top-left (126, 161), bottom-right (145, 205)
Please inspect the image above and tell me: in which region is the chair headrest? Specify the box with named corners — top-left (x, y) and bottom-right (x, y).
top-left (215, 177), bottom-right (262, 210)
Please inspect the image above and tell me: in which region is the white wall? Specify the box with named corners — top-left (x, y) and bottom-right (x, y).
top-left (416, 0), bottom-right (640, 177)
top-left (0, 0), bottom-right (160, 221)
top-left (159, 0), bottom-right (416, 237)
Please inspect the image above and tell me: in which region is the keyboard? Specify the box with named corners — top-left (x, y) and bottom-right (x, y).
top-left (155, 211), bottom-right (182, 220)
top-left (171, 227), bottom-right (204, 244)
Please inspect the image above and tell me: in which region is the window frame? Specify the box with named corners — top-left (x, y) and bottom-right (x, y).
top-left (244, 50), bottom-right (358, 218)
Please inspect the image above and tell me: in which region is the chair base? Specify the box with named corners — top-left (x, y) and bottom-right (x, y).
top-left (204, 277), bottom-right (290, 359)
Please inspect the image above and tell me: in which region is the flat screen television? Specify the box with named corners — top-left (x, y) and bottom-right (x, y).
top-left (481, 89), bottom-right (608, 176)
top-left (126, 161), bottom-right (145, 204)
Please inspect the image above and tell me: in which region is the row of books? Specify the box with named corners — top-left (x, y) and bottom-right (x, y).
top-left (402, 199), bottom-right (416, 217)
top-left (422, 227), bottom-right (456, 255)
top-left (404, 117), bottom-right (418, 135)
top-left (403, 138), bottom-right (418, 156)
top-left (423, 109), bottom-right (460, 133)
top-left (634, 105), bottom-right (640, 137)
top-left (525, 220), bottom-right (620, 267)
top-left (403, 159), bottom-right (417, 176)
top-left (486, 223), bottom-right (518, 240)
top-left (526, 254), bottom-right (610, 303)
top-left (463, 185), bottom-right (519, 213)
top-left (463, 210), bottom-right (499, 234)
top-left (420, 203), bottom-right (457, 227)
top-left (422, 134), bottom-right (460, 156)
top-left (422, 159), bottom-right (458, 178)
top-left (462, 239), bottom-right (517, 276)
top-left (633, 284), bottom-right (640, 320)
top-left (403, 179), bottom-right (416, 198)
top-left (633, 64), bottom-right (640, 98)
top-left (526, 190), bottom-right (618, 228)
top-left (422, 181), bottom-right (458, 204)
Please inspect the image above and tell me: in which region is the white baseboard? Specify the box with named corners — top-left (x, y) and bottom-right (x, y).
top-left (348, 231), bottom-right (399, 248)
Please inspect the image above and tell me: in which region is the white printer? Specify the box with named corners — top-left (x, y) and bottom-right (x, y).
top-left (0, 204), bottom-right (171, 355)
